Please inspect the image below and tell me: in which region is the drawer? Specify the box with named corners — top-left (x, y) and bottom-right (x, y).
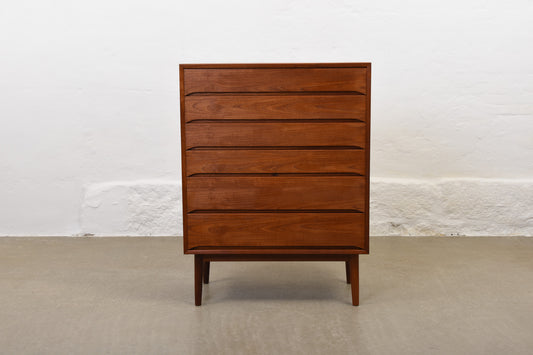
top-left (184, 94), bottom-right (366, 121)
top-left (186, 176), bottom-right (365, 211)
top-left (185, 122), bottom-right (366, 148)
top-left (186, 149), bottom-right (366, 175)
top-left (187, 212), bottom-right (365, 248)
top-left (183, 68), bottom-right (367, 95)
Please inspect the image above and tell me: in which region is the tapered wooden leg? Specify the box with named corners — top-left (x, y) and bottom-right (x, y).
top-left (194, 255), bottom-right (203, 306)
top-left (203, 261), bottom-right (210, 284)
top-left (349, 255), bottom-right (359, 306)
top-left (345, 260), bottom-right (351, 284)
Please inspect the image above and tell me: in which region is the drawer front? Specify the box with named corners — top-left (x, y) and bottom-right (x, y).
top-left (186, 149), bottom-right (366, 175)
top-left (187, 213), bottom-right (365, 248)
top-left (186, 176), bottom-right (365, 211)
top-left (183, 68), bottom-right (367, 95)
top-left (185, 122), bottom-right (366, 148)
top-left (184, 95), bottom-right (366, 121)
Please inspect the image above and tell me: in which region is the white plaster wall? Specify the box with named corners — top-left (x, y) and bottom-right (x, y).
top-left (0, 0), bottom-right (532, 236)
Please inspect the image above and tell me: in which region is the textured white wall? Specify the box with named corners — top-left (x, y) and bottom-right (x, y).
top-left (0, 0), bottom-right (532, 236)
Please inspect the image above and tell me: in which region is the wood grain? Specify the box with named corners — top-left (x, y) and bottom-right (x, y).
top-left (185, 122), bottom-right (366, 148)
top-left (183, 68), bottom-right (367, 95)
top-left (187, 212), bottom-right (365, 248)
top-left (186, 176), bottom-right (365, 211)
top-left (186, 149), bottom-right (366, 175)
top-left (184, 95), bottom-right (366, 121)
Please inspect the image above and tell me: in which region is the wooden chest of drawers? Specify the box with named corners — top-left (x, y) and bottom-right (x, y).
top-left (180, 63), bottom-right (371, 305)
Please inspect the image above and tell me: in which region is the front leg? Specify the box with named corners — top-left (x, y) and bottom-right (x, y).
top-left (349, 255), bottom-right (359, 306)
top-left (194, 255), bottom-right (203, 306)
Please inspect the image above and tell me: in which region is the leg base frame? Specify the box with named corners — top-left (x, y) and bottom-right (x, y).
top-left (193, 254), bottom-right (359, 306)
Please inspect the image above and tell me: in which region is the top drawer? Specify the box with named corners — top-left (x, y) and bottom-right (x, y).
top-left (183, 68), bottom-right (367, 95)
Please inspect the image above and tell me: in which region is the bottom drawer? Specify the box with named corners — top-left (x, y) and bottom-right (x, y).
top-left (187, 213), bottom-right (365, 249)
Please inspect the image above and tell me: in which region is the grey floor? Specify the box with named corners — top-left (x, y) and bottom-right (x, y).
top-left (1, 237), bottom-right (532, 355)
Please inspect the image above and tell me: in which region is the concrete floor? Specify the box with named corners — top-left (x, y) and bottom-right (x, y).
top-left (1, 237), bottom-right (532, 355)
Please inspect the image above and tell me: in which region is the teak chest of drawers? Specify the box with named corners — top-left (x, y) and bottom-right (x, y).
top-left (179, 63), bottom-right (371, 306)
